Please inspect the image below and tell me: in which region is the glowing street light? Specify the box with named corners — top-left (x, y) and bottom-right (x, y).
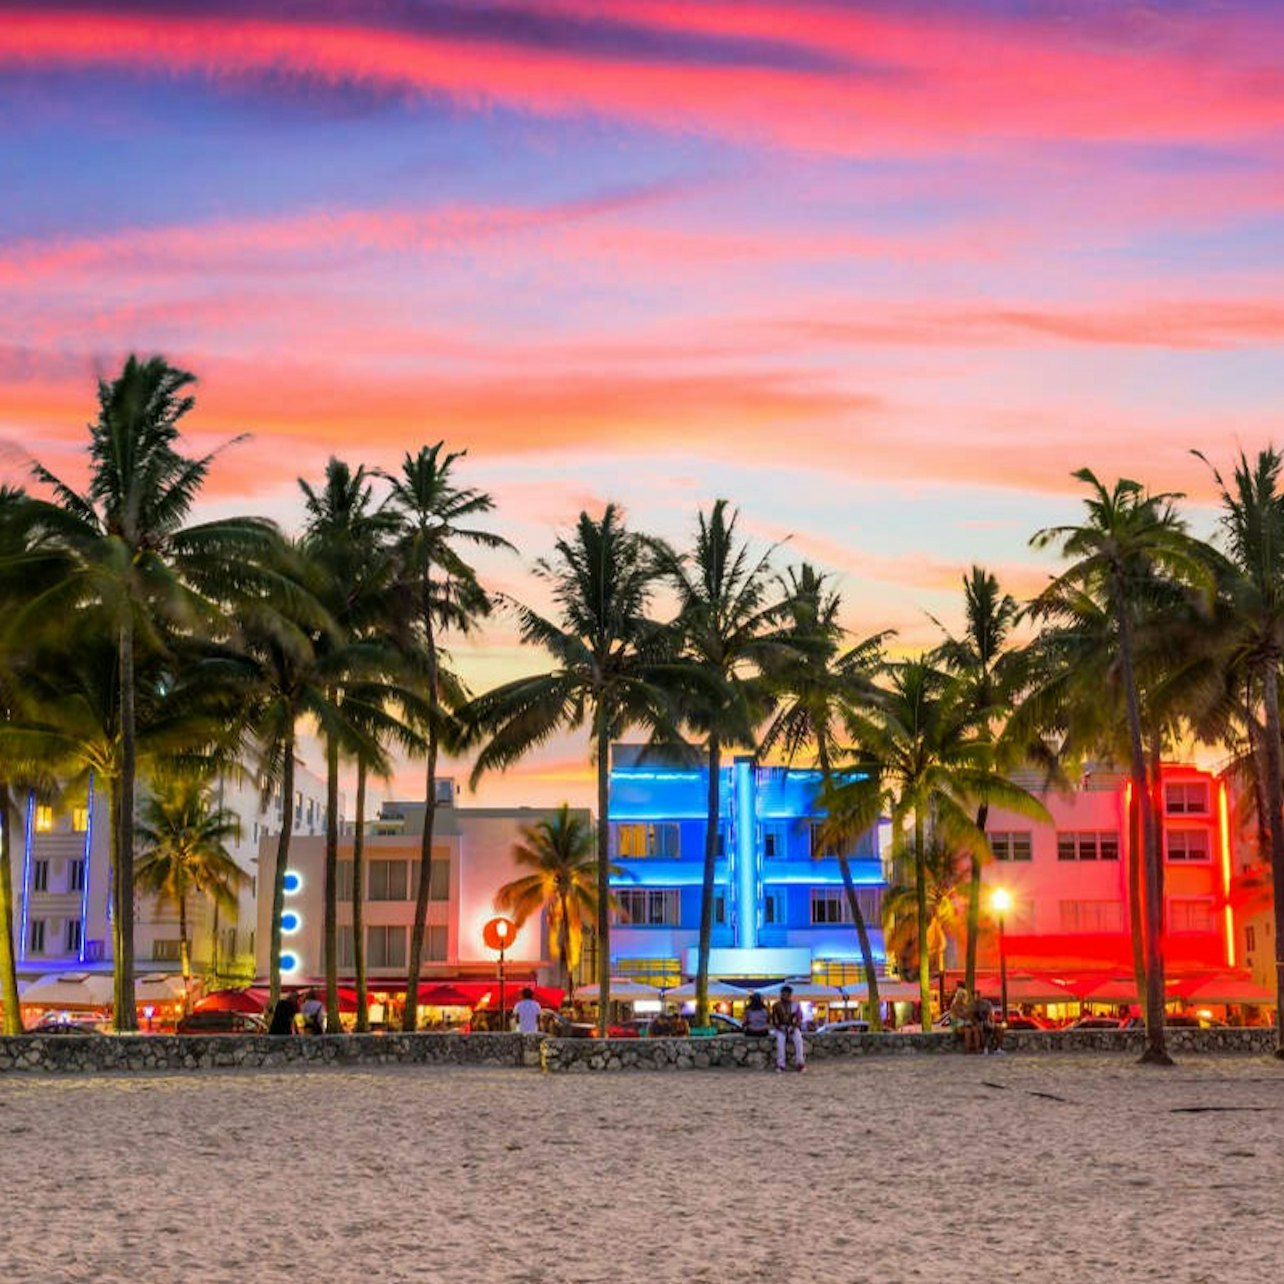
top-left (990, 888), bottom-right (1012, 1022)
top-left (483, 916), bottom-right (517, 1030)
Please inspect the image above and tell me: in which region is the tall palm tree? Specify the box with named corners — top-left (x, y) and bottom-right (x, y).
top-left (657, 501), bottom-right (785, 1026)
top-left (825, 658), bottom-right (1049, 1027)
top-left (1032, 469), bottom-right (1211, 1065)
top-left (760, 564), bottom-right (890, 1029)
top-left (1196, 448), bottom-right (1284, 1055)
top-left (135, 771), bottom-right (248, 1010)
top-left (383, 443), bottom-right (512, 1032)
top-left (465, 505), bottom-right (676, 1035)
top-left (931, 567), bottom-right (1022, 999)
top-left (884, 834), bottom-right (966, 984)
top-left (24, 355), bottom-right (271, 1028)
top-left (493, 804), bottom-right (613, 993)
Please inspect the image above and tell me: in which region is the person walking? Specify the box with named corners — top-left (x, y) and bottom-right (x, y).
top-left (770, 985), bottom-right (806, 1073)
top-left (513, 987), bottom-right (542, 1034)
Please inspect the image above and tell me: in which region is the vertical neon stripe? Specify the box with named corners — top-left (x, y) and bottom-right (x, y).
top-left (1218, 781), bottom-right (1235, 966)
top-left (18, 792), bottom-right (34, 961)
top-left (78, 773), bottom-right (94, 962)
top-left (735, 758), bottom-right (757, 949)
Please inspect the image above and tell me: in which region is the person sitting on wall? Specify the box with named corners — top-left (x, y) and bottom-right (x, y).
top-left (950, 985), bottom-right (976, 1052)
top-left (770, 985), bottom-right (806, 1073)
top-left (667, 1006), bottom-right (690, 1037)
top-left (267, 990), bottom-right (299, 1037)
top-left (743, 992), bottom-right (770, 1038)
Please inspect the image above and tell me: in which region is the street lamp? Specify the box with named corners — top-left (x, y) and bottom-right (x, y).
top-left (990, 888), bottom-right (1012, 1023)
top-left (483, 916), bottom-right (517, 1031)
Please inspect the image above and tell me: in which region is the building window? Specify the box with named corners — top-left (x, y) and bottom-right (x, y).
top-left (154, 938), bottom-right (183, 961)
top-left (34, 805), bottom-right (54, 833)
top-left (1165, 782), bottom-right (1210, 815)
top-left (809, 823), bottom-right (843, 859)
top-left (713, 894), bottom-right (726, 925)
top-left (1167, 830), bottom-right (1210, 862)
top-left (1056, 831), bottom-right (1119, 861)
top-left (615, 957), bottom-right (682, 987)
top-left (368, 860), bottom-right (409, 901)
top-left (615, 888), bottom-right (681, 926)
top-left (67, 860), bottom-right (85, 893)
top-left (1246, 925), bottom-right (1258, 954)
top-left (425, 925), bottom-right (447, 962)
top-left (990, 831), bottom-right (1033, 862)
top-left (63, 919), bottom-right (83, 954)
top-left (762, 824), bottom-right (787, 860)
top-left (614, 823), bottom-right (680, 858)
top-left (337, 861), bottom-right (354, 902)
top-left (764, 890), bottom-right (785, 925)
top-left (72, 807), bottom-right (89, 833)
top-left (27, 919), bottom-right (46, 953)
top-left (367, 925), bottom-right (407, 969)
top-left (428, 861), bottom-right (450, 901)
top-left (337, 925), bottom-right (354, 968)
top-left (31, 859), bottom-right (49, 893)
top-left (1058, 901), bottom-right (1123, 932)
top-left (1169, 899), bottom-right (1215, 933)
top-left (808, 887), bottom-right (880, 924)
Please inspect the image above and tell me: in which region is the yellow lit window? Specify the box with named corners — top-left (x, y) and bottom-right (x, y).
top-left (72, 807), bottom-right (89, 833)
top-left (34, 805), bottom-right (54, 833)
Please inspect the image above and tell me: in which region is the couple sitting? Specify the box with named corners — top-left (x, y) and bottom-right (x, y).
top-left (743, 987), bottom-right (806, 1073)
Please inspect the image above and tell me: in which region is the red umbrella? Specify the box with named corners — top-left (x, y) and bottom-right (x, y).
top-left (194, 987), bottom-right (268, 1014)
top-left (417, 983), bottom-right (475, 1007)
top-left (1175, 972), bottom-right (1276, 1006)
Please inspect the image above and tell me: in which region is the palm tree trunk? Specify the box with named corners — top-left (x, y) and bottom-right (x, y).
top-left (178, 893), bottom-right (191, 1016)
top-left (964, 803), bottom-right (989, 999)
top-left (353, 760), bottom-right (369, 1033)
top-left (1115, 588), bottom-right (1170, 1065)
top-left (596, 713), bottom-right (611, 1038)
top-left (915, 809), bottom-right (931, 1026)
top-left (0, 785), bottom-right (23, 1035)
top-left (558, 890), bottom-right (573, 995)
top-left (404, 604), bottom-right (442, 1032)
top-left (268, 733), bottom-right (296, 1009)
top-left (115, 617), bottom-right (138, 1032)
top-left (1127, 780), bottom-right (1147, 1005)
top-left (323, 728), bottom-right (341, 1032)
top-left (1259, 660), bottom-right (1284, 1058)
top-left (695, 734), bottom-right (720, 1028)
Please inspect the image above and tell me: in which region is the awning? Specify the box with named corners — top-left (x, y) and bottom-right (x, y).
top-left (574, 979), bottom-right (665, 1002)
top-left (20, 972), bottom-right (114, 1009)
top-left (1174, 972), bottom-right (1276, 1006)
top-left (194, 987), bottom-right (269, 1014)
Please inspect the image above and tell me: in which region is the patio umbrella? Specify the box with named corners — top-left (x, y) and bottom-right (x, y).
top-left (572, 979), bottom-right (664, 1002)
top-left (416, 983), bottom-right (476, 1007)
top-left (1176, 972), bottom-right (1276, 1006)
top-left (846, 977), bottom-right (923, 1002)
top-left (757, 978), bottom-right (845, 1002)
top-left (135, 974), bottom-right (188, 1003)
top-left (973, 972), bottom-right (1077, 1004)
top-left (20, 972), bottom-right (114, 1010)
top-left (664, 980), bottom-right (749, 1001)
top-left (194, 987), bottom-right (269, 1014)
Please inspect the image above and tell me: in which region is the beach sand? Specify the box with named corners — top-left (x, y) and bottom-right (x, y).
top-left (2, 1055), bottom-right (1282, 1283)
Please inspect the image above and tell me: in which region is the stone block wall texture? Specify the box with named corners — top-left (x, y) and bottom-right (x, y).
top-left (0, 1027), bottom-right (1274, 1075)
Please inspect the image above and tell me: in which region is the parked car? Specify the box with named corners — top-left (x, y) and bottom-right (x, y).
top-left (28, 1013), bottom-right (106, 1036)
top-left (175, 1010), bottom-right (267, 1035)
top-left (710, 1012), bottom-right (743, 1034)
top-left (815, 1020), bottom-right (871, 1036)
top-left (1067, 1016), bottom-right (1129, 1031)
top-left (538, 1009), bottom-right (596, 1038)
top-left (1003, 1013), bottom-right (1050, 1031)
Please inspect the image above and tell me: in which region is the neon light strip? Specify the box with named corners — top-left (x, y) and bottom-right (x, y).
top-left (79, 773), bottom-right (94, 962)
top-left (735, 759), bottom-right (756, 949)
top-left (18, 792), bottom-right (34, 961)
top-left (1218, 781), bottom-right (1235, 966)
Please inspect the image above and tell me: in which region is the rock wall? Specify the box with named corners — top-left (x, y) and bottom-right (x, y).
top-left (0, 1026), bottom-right (1274, 1075)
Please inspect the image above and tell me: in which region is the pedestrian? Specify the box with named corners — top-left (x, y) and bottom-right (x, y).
top-left (267, 990), bottom-right (299, 1036)
top-left (513, 987), bottom-right (542, 1035)
top-left (742, 992), bottom-right (770, 1037)
top-left (770, 985), bottom-right (806, 1073)
top-left (973, 992), bottom-right (995, 1055)
top-left (300, 989), bottom-right (325, 1035)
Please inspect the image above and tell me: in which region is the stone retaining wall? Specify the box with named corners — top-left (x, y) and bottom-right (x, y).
top-left (0, 1026), bottom-right (1274, 1075)
top-left (0, 1031), bottom-right (541, 1075)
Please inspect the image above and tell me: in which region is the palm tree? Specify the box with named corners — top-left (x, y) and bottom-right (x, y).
top-left (884, 834), bottom-right (966, 984)
top-left (1196, 448), bottom-right (1284, 1055)
top-left (24, 355), bottom-right (271, 1028)
top-left (135, 771), bottom-right (248, 1010)
top-left (931, 567), bottom-right (1023, 999)
top-left (1032, 469), bottom-right (1212, 1065)
top-left (465, 505), bottom-right (676, 1035)
top-left (760, 564), bottom-right (890, 1029)
top-left (825, 658), bottom-right (1049, 1027)
top-left (383, 443), bottom-right (512, 1032)
top-left (493, 804), bottom-right (613, 993)
top-left (657, 501), bottom-right (785, 1026)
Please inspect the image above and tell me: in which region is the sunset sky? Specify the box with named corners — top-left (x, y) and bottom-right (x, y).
top-left (3, 1), bottom-right (1283, 807)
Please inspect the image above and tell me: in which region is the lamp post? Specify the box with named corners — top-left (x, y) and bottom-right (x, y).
top-left (990, 888), bottom-right (1012, 1023)
top-left (483, 916), bottom-right (516, 1030)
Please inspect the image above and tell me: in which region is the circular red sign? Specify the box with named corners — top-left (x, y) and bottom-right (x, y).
top-left (482, 916), bottom-right (516, 951)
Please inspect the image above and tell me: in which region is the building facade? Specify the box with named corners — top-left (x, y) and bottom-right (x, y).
top-left (254, 785), bottom-right (585, 990)
top-left (5, 760), bottom-right (329, 984)
top-left (606, 745), bottom-right (887, 985)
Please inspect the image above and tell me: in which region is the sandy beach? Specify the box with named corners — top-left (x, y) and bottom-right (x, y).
top-left (2, 1055), bottom-right (1282, 1284)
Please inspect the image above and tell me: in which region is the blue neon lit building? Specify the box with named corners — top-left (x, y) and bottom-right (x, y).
top-left (607, 744), bottom-right (886, 982)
